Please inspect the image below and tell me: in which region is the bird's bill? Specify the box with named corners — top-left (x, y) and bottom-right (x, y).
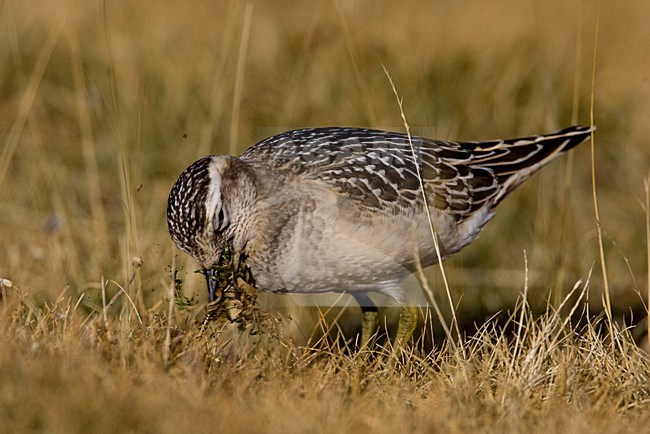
top-left (204, 267), bottom-right (219, 302)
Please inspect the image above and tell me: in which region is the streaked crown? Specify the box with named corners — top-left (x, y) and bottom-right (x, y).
top-left (167, 155), bottom-right (230, 268)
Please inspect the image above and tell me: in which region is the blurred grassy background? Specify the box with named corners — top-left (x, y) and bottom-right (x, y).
top-left (2, 0), bottom-right (650, 336)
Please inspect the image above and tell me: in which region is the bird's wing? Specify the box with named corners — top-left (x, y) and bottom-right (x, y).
top-left (422, 125), bottom-right (594, 220)
top-left (240, 126), bottom-right (593, 220)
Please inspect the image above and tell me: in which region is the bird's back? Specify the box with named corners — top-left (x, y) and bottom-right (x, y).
top-left (241, 126), bottom-right (592, 220)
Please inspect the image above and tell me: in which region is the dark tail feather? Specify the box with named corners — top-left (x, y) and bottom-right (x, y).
top-left (469, 125), bottom-right (594, 205)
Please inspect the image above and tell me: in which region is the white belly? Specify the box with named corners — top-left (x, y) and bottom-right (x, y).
top-left (249, 181), bottom-right (496, 301)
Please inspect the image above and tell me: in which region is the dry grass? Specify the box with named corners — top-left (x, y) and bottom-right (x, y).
top-left (2, 0), bottom-right (650, 432)
top-left (2, 279), bottom-right (649, 433)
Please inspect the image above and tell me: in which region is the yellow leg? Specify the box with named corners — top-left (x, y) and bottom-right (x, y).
top-left (353, 294), bottom-right (379, 349)
top-left (360, 309), bottom-right (378, 348)
top-left (351, 307), bottom-right (378, 394)
top-left (394, 305), bottom-right (418, 350)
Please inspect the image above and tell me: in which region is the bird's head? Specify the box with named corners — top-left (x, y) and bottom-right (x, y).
top-left (167, 155), bottom-right (256, 301)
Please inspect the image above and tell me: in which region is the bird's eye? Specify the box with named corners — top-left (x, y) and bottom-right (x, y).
top-left (217, 207), bottom-right (226, 229)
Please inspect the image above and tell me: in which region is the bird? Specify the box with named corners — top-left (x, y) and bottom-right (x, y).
top-left (167, 125), bottom-right (593, 348)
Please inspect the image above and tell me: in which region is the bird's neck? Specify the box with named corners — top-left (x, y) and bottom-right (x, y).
top-left (222, 169), bottom-right (261, 263)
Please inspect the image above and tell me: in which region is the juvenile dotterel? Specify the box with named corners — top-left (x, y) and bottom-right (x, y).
top-left (167, 126), bottom-right (593, 345)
